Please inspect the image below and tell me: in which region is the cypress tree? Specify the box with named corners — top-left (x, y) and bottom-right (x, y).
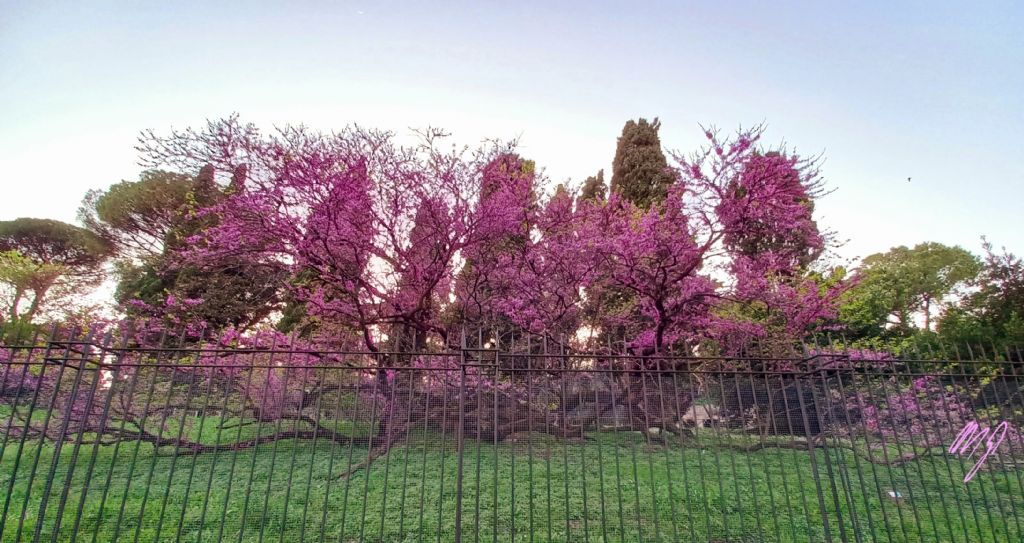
top-left (579, 169), bottom-right (607, 203)
top-left (610, 118), bottom-right (675, 208)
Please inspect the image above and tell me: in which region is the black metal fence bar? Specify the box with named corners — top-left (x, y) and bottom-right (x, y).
top-left (0, 329), bottom-right (1022, 541)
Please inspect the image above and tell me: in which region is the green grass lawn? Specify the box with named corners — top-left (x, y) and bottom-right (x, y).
top-left (1, 428), bottom-right (1022, 542)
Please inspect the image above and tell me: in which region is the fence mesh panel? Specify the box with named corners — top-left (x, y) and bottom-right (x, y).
top-left (1, 327), bottom-right (1022, 541)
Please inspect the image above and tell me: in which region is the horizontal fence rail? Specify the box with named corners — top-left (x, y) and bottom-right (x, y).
top-left (1, 329), bottom-right (1022, 542)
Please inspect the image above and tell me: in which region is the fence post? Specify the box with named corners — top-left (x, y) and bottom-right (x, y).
top-left (454, 327), bottom-right (467, 543)
top-left (794, 373), bottom-right (837, 542)
top-left (811, 367), bottom-right (853, 543)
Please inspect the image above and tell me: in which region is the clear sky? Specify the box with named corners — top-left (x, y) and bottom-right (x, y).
top-left (2, 1), bottom-right (1021, 264)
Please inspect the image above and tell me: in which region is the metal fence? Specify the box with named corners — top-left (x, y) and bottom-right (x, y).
top-left (1, 328), bottom-right (1023, 542)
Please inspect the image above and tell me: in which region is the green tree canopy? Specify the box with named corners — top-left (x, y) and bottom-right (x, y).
top-left (939, 241), bottom-right (1024, 351)
top-left (579, 169), bottom-right (607, 203)
top-left (78, 169), bottom-right (219, 257)
top-left (81, 167), bottom-right (285, 331)
top-left (610, 118), bottom-right (675, 208)
top-left (839, 242), bottom-right (980, 338)
top-left (0, 219), bottom-right (111, 329)
top-left (0, 218), bottom-right (110, 270)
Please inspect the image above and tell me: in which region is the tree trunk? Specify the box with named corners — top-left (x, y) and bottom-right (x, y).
top-left (8, 287), bottom-right (24, 323)
top-left (923, 295), bottom-right (931, 332)
top-left (23, 285), bottom-right (51, 323)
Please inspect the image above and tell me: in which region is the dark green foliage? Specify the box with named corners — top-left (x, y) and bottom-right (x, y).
top-left (111, 258), bottom-right (163, 306)
top-left (0, 219), bottom-right (111, 330)
top-left (275, 268), bottom-right (319, 335)
top-left (579, 169), bottom-right (607, 203)
top-left (839, 242), bottom-right (980, 338)
top-left (588, 120), bottom-right (674, 347)
top-left (79, 170), bottom-right (200, 256)
top-left (939, 241), bottom-right (1024, 354)
top-left (83, 167), bottom-right (285, 330)
top-left (0, 218), bottom-right (110, 269)
top-left (175, 263), bottom-right (285, 328)
top-left (0, 317), bottom-right (38, 344)
top-left (610, 118), bottom-right (675, 208)
top-left (585, 121), bottom-right (670, 348)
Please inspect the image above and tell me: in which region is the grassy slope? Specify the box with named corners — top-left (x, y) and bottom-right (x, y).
top-left (1, 428), bottom-right (1022, 542)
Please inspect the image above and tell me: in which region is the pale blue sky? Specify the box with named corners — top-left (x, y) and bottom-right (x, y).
top-left (1, 1), bottom-right (1021, 264)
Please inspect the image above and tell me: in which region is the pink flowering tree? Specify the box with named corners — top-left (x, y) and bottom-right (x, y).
top-left (91, 118), bottom-right (850, 458)
top-left (573, 126), bottom-right (841, 359)
top-left (459, 182), bottom-right (595, 341)
top-left (138, 118), bottom-right (527, 356)
top-left (452, 153), bottom-right (538, 336)
top-left (135, 121), bottom-right (574, 457)
top-left (137, 118), bottom-right (843, 359)
top-left (8, 117), bottom-right (1024, 481)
